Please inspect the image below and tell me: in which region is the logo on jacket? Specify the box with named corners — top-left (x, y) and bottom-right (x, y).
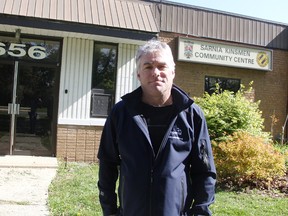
top-left (168, 126), bottom-right (183, 140)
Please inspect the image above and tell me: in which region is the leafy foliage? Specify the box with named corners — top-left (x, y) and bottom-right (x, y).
top-left (274, 143), bottom-right (288, 169)
top-left (194, 85), bottom-right (269, 142)
top-left (195, 85), bottom-right (287, 192)
top-left (213, 131), bottom-right (286, 188)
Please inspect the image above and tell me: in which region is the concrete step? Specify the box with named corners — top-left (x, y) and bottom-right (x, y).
top-left (0, 155), bottom-right (58, 168)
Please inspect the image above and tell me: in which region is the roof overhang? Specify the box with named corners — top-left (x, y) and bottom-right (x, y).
top-left (0, 14), bottom-right (158, 43)
top-left (0, 0), bottom-right (159, 42)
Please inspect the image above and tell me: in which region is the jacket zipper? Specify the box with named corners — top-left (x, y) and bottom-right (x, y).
top-left (135, 115), bottom-right (156, 157)
top-left (149, 117), bottom-right (178, 216)
top-left (136, 114), bottom-right (178, 215)
top-left (135, 114), bottom-right (156, 215)
top-left (181, 178), bottom-right (185, 213)
top-left (150, 169), bottom-right (153, 216)
top-left (154, 116), bottom-right (178, 160)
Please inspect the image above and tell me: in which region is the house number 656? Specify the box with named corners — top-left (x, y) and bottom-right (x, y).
top-left (0, 42), bottom-right (47, 60)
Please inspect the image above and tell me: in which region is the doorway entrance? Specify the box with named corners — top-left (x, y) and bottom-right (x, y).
top-left (0, 34), bottom-right (61, 156)
top-left (0, 62), bottom-right (59, 156)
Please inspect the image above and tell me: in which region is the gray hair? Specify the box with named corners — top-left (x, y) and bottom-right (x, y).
top-left (136, 39), bottom-right (175, 72)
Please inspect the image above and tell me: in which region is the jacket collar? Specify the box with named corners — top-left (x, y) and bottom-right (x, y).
top-left (121, 85), bottom-right (194, 112)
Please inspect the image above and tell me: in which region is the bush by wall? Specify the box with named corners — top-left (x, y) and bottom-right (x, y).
top-left (194, 85), bottom-right (269, 142)
top-left (194, 85), bottom-right (287, 191)
top-left (213, 131), bottom-right (286, 189)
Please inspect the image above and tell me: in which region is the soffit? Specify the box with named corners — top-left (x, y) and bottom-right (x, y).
top-left (0, 0), bottom-right (158, 33)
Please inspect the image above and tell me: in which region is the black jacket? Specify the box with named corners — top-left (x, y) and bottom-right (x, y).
top-left (98, 85), bottom-right (216, 216)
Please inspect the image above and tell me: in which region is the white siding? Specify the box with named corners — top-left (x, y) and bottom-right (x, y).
top-left (58, 38), bottom-right (139, 126)
top-left (58, 37), bottom-right (94, 125)
top-left (115, 43), bottom-right (139, 103)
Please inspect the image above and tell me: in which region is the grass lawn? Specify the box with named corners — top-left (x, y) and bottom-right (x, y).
top-left (48, 162), bottom-right (288, 216)
top-left (211, 190), bottom-right (288, 216)
top-left (48, 162), bottom-right (102, 215)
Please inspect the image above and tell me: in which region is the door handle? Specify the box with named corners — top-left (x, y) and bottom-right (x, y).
top-left (8, 103), bottom-right (20, 115)
top-left (8, 103), bottom-right (11, 114)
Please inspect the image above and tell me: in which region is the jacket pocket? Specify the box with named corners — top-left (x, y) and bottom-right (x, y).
top-left (200, 139), bottom-right (211, 170)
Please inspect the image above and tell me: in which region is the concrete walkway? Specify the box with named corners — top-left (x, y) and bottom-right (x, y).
top-left (0, 156), bottom-right (58, 216)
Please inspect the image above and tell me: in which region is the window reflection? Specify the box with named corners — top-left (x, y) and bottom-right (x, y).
top-left (205, 76), bottom-right (241, 94)
top-left (91, 43), bottom-right (117, 118)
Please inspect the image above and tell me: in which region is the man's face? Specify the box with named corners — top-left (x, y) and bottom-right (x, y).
top-left (137, 50), bottom-right (175, 98)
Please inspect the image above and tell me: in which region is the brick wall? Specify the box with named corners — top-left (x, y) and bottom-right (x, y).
top-left (160, 32), bottom-right (288, 138)
top-left (57, 125), bottom-right (103, 162)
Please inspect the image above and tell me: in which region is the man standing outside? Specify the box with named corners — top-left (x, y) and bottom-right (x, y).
top-left (98, 39), bottom-right (216, 216)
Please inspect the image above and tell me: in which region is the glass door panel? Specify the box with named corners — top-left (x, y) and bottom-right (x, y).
top-left (0, 61), bottom-right (58, 156)
top-left (0, 63), bottom-right (13, 154)
top-left (14, 64), bottom-right (57, 156)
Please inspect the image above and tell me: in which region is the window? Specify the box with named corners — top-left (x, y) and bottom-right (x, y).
top-left (205, 76), bottom-right (240, 95)
top-left (91, 43), bottom-right (117, 118)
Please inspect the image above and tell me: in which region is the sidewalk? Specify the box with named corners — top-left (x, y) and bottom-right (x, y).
top-left (0, 155), bottom-right (58, 216)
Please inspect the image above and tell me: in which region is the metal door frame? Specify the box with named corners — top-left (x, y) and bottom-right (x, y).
top-left (8, 61), bottom-right (20, 154)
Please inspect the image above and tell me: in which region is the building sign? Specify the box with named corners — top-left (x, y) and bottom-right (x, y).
top-left (0, 42), bottom-right (46, 59)
top-left (0, 35), bottom-right (61, 64)
top-left (178, 37), bottom-right (273, 71)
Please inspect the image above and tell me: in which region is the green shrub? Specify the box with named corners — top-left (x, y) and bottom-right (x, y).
top-left (274, 143), bottom-right (288, 169)
top-left (194, 85), bottom-right (269, 142)
top-left (194, 85), bottom-right (286, 191)
top-left (213, 131), bottom-right (286, 188)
